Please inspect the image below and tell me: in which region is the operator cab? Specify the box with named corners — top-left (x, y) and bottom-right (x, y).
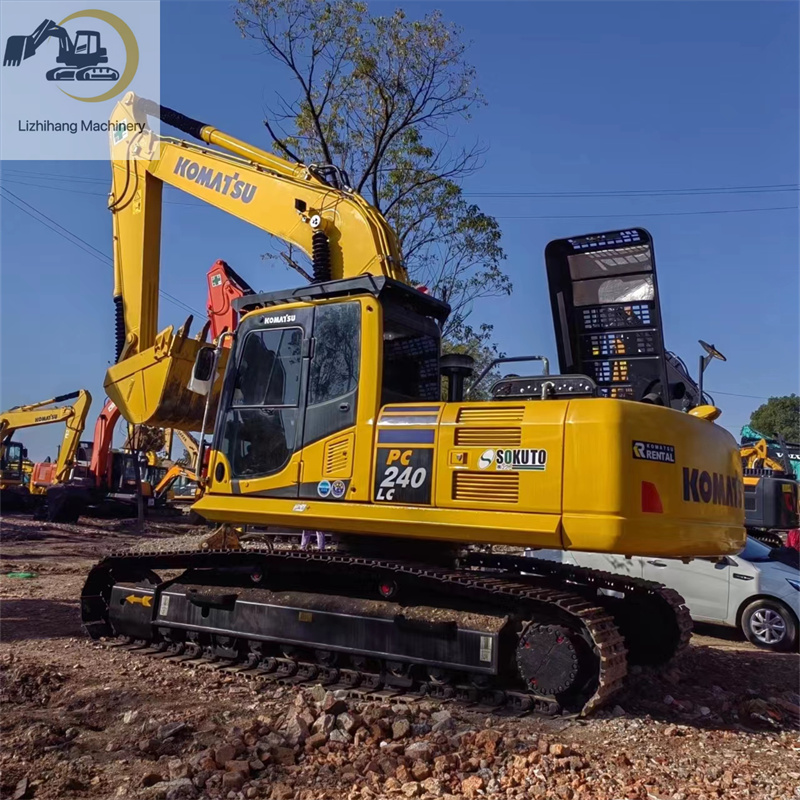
top-left (0, 440), bottom-right (26, 483)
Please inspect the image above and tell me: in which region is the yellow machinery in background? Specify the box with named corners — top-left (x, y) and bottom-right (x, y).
top-left (154, 430), bottom-right (202, 503)
top-left (739, 438), bottom-right (799, 546)
top-left (1, 390), bottom-right (92, 507)
top-left (82, 96), bottom-right (745, 716)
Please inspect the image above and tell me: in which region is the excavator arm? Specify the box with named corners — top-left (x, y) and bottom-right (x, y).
top-left (105, 93), bottom-right (405, 430)
top-left (2, 19), bottom-right (68, 66)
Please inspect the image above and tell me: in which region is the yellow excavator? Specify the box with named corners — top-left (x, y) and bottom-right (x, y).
top-left (0, 390), bottom-right (92, 509)
top-left (82, 95), bottom-right (744, 716)
top-left (154, 429), bottom-right (203, 503)
top-left (739, 438), bottom-right (799, 547)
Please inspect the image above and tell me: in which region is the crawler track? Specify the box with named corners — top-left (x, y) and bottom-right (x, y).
top-left (81, 546), bottom-right (689, 716)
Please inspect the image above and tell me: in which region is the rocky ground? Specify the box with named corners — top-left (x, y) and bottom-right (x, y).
top-left (1, 513), bottom-right (798, 800)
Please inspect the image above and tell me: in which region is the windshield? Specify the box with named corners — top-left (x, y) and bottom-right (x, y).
top-left (738, 536), bottom-right (773, 563)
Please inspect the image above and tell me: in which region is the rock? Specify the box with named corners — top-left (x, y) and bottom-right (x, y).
top-left (222, 772), bottom-right (246, 792)
top-left (475, 729), bottom-right (502, 755)
top-left (225, 760), bottom-right (251, 775)
top-left (214, 744), bottom-right (237, 766)
top-left (140, 773), bottom-right (164, 788)
top-left (379, 757), bottom-right (398, 776)
top-left (271, 782), bottom-right (294, 800)
top-left (168, 760), bottom-right (192, 781)
top-left (261, 732), bottom-right (285, 749)
top-left (164, 779), bottom-right (197, 800)
top-left (330, 729), bottom-right (352, 744)
top-left (313, 713), bottom-right (336, 735)
top-left (411, 722), bottom-right (432, 736)
top-left (699, 706), bottom-right (711, 716)
top-left (337, 712), bottom-right (362, 734)
top-left (549, 743), bottom-right (570, 757)
top-left (191, 771), bottom-right (213, 790)
top-left (664, 725), bottom-right (680, 737)
top-left (284, 713), bottom-right (310, 745)
top-left (401, 782), bottom-right (421, 797)
top-left (310, 684), bottom-right (327, 703)
top-left (123, 710), bottom-right (140, 725)
top-left (431, 710), bottom-right (452, 724)
top-left (434, 755), bottom-right (456, 774)
top-left (461, 775), bottom-right (484, 797)
top-left (139, 738), bottom-right (160, 755)
top-left (393, 718), bottom-right (412, 739)
top-left (432, 717), bottom-right (456, 733)
top-left (369, 719), bottom-right (392, 740)
top-left (663, 694), bottom-right (675, 706)
top-left (13, 778), bottom-right (28, 800)
top-left (249, 759), bottom-right (265, 771)
top-left (306, 731), bottom-right (328, 749)
top-left (366, 758), bottom-right (382, 774)
top-left (157, 721), bottom-right (188, 740)
top-left (322, 691), bottom-right (348, 715)
top-left (404, 742), bottom-right (433, 761)
top-left (422, 777), bottom-right (443, 797)
top-left (412, 761), bottom-right (431, 781)
top-left (272, 746), bottom-right (296, 765)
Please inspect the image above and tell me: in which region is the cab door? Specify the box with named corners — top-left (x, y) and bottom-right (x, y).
top-left (215, 309), bottom-right (311, 497)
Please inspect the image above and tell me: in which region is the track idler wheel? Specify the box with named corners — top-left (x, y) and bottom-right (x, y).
top-left (516, 622), bottom-right (597, 711)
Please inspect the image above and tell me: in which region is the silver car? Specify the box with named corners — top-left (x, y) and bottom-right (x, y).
top-left (528, 537), bottom-right (800, 652)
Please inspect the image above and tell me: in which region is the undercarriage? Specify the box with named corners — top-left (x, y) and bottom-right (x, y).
top-left (81, 540), bottom-right (691, 717)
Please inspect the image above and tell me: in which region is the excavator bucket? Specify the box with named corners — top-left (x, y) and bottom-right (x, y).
top-left (3, 35), bottom-right (32, 66)
top-left (104, 326), bottom-right (228, 431)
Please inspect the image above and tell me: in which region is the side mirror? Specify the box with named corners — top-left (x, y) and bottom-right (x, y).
top-left (22, 448), bottom-right (28, 459)
top-left (188, 346), bottom-right (216, 396)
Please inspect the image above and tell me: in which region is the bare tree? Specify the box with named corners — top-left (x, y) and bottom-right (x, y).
top-left (235, 0), bottom-right (511, 351)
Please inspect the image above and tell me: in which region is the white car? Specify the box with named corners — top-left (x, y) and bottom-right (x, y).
top-left (528, 537), bottom-right (800, 651)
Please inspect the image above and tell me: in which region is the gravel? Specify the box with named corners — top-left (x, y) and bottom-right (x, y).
top-left (1, 513), bottom-right (798, 800)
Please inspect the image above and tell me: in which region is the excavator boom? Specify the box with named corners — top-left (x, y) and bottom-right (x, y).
top-left (105, 94), bottom-right (404, 430)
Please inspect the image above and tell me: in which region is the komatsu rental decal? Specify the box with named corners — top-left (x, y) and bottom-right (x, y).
top-left (632, 440), bottom-right (675, 463)
top-left (173, 157), bottom-right (257, 203)
top-left (682, 468), bottom-right (742, 508)
top-left (478, 449), bottom-right (548, 471)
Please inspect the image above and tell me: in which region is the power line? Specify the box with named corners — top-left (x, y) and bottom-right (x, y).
top-left (0, 176), bottom-right (207, 207)
top-left (2, 186), bottom-right (112, 261)
top-left (495, 205), bottom-right (798, 220)
top-left (3, 168), bottom-right (797, 198)
top-left (4, 176), bottom-right (796, 220)
top-left (466, 183), bottom-right (799, 199)
top-left (0, 190), bottom-right (111, 267)
top-left (0, 187), bottom-right (203, 317)
top-left (707, 389), bottom-right (773, 400)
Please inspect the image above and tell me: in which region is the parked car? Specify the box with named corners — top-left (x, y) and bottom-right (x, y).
top-left (527, 537), bottom-right (800, 651)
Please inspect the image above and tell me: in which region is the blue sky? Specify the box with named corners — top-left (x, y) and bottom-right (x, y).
top-left (1, 0), bottom-right (798, 460)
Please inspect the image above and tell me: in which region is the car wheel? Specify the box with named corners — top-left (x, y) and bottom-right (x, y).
top-left (741, 599), bottom-right (798, 651)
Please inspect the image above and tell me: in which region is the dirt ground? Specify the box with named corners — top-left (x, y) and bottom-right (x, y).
top-left (1, 513), bottom-right (798, 800)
